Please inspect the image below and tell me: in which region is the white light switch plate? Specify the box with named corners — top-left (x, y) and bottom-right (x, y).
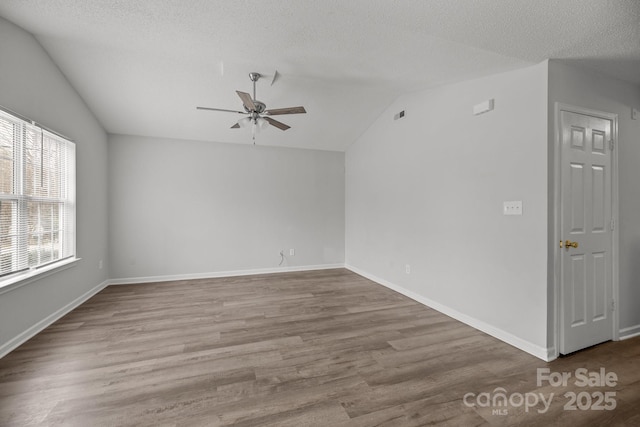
top-left (503, 201), bottom-right (523, 215)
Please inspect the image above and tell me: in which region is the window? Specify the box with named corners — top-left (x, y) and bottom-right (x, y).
top-left (0, 108), bottom-right (75, 285)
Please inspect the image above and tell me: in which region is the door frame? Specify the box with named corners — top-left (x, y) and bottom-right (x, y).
top-left (552, 102), bottom-right (619, 358)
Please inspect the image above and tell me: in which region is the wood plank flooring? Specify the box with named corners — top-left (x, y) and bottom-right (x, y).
top-left (0, 268), bottom-right (638, 426)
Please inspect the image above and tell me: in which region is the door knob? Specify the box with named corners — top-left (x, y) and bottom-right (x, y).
top-left (561, 240), bottom-right (578, 249)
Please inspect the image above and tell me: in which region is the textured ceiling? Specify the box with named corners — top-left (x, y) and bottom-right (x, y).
top-left (0, 0), bottom-right (638, 151)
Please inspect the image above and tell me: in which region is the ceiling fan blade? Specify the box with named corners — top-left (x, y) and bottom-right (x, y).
top-left (197, 106), bottom-right (244, 114)
top-left (264, 116), bottom-right (290, 131)
top-left (231, 123), bottom-right (240, 129)
top-left (265, 106), bottom-right (307, 115)
top-left (236, 91), bottom-right (256, 111)
top-left (271, 70), bottom-right (280, 86)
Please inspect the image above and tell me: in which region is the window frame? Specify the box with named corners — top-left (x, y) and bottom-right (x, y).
top-left (0, 106), bottom-right (77, 292)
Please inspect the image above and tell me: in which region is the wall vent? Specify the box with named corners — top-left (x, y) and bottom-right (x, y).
top-left (394, 110), bottom-right (405, 120)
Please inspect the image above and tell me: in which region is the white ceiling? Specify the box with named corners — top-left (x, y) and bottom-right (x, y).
top-left (1, 0), bottom-right (638, 151)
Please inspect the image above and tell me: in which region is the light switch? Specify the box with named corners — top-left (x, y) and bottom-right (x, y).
top-left (503, 201), bottom-right (523, 216)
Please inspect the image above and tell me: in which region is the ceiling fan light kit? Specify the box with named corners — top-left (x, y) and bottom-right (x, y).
top-left (238, 116), bottom-right (269, 130)
top-left (197, 72), bottom-right (306, 144)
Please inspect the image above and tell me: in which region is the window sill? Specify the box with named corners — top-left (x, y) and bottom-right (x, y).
top-left (0, 258), bottom-right (81, 295)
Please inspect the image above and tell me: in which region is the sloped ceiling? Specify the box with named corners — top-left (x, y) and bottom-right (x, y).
top-left (0, 0), bottom-right (638, 151)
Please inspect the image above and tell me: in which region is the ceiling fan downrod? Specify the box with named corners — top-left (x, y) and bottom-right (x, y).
top-left (249, 72), bottom-right (261, 101)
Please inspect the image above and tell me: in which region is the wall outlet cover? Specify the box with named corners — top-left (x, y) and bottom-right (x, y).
top-left (503, 201), bottom-right (523, 215)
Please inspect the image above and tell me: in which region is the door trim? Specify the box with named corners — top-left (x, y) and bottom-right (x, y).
top-left (552, 103), bottom-right (619, 358)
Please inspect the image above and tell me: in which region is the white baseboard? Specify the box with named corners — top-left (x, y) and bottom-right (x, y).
top-left (0, 280), bottom-right (109, 359)
top-left (109, 264), bottom-right (346, 285)
top-left (619, 324), bottom-right (640, 340)
top-left (345, 264), bottom-right (553, 362)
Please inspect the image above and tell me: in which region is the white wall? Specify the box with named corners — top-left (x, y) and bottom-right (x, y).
top-left (548, 60), bottom-right (640, 339)
top-left (346, 62), bottom-right (550, 358)
top-left (108, 135), bottom-right (344, 281)
top-left (0, 17), bottom-right (109, 355)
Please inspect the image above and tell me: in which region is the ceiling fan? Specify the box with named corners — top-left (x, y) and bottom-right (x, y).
top-left (197, 72), bottom-right (306, 142)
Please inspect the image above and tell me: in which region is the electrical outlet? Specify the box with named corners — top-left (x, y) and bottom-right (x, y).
top-left (289, 249), bottom-right (295, 256)
top-left (405, 264), bottom-right (411, 274)
top-left (503, 201), bottom-right (523, 216)
top-left (98, 260), bottom-right (103, 269)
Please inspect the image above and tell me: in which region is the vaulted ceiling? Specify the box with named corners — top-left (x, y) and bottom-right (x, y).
top-left (1, 0), bottom-right (638, 151)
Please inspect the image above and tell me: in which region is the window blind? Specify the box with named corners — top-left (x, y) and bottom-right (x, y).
top-left (0, 108), bottom-right (75, 280)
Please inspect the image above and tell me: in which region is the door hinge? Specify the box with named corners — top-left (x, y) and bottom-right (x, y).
top-left (610, 219), bottom-right (615, 230)
top-left (611, 300), bottom-right (616, 312)
top-left (609, 140), bottom-right (614, 150)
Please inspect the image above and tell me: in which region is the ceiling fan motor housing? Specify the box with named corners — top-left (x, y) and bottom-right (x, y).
top-left (245, 100), bottom-right (266, 114)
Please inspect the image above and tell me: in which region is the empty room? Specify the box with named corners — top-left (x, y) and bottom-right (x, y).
top-left (1, 1), bottom-right (639, 425)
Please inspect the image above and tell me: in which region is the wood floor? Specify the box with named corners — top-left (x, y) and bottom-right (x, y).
top-left (0, 269), bottom-right (638, 426)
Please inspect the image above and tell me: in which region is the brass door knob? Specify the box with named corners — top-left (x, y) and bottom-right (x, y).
top-left (562, 240), bottom-right (578, 249)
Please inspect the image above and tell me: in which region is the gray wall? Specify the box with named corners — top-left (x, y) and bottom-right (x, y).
top-left (108, 134), bottom-right (345, 281)
top-left (0, 17), bottom-right (109, 353)
top-left (548, 60), bottom-right (640, 340)
top-left (345, 62), bottom-right (550, 357)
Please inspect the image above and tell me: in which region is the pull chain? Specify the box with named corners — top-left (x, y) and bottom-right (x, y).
top-left (252, 120), bottom-right (256, 145)
top-left (40, 127), bottom-right (44, 189)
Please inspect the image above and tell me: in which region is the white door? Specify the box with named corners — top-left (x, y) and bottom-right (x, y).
top-left (559, 110), bottom-right (614, 355)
